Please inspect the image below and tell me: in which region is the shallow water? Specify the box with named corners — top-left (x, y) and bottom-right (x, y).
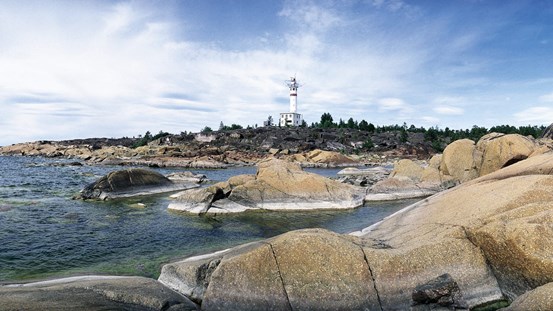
top-left (0, 156), bottom-right (416, 282)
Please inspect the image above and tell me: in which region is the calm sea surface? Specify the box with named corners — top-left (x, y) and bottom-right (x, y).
top-left (0, 155), bottom-right (416, 282)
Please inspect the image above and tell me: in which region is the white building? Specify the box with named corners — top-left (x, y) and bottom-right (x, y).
top-left (280, 76), bottom-right (303, 127)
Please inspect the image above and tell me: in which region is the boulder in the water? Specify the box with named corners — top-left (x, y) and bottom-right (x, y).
top-left (77, 168), bottom-right (201, 200)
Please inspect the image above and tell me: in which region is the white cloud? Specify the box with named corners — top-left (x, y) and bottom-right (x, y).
top-left (433, 106), bottom-right (464, 115)
top-left (514, 107), bottom-right (553, 124)
top-left (378, 98), bottom-right (407, 110)
top-left (420, 116), bottom-right (440, 124)
top-left (538, 92), bottom-right (553, 102)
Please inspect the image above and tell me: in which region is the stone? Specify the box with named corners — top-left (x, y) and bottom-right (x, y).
top-left (166, 171), bottom-right (207, 183)
top-left (361, 152), bottom-right (553, 306)
top-left (78, 168), bottom-right (200, 200)
top-left (304, 149), bottom-right (357, 165)
top-left (197, 229), bottom-right (379, 311)
top-left (168, 185), bottom-right (226, 214)
top-left (366, 176), bottom-right (440, 201)
top-left (476, 133), bottom-right (537, 176)
top-left (390, 159), bottom-right (424, 181)
top-left (170, 158), bottom-right (364, 213)
top-left (501, 282), bottom-right (553, 311)
top-left (0, 276), bottom-right (197, 311)
top-left (159, 241), bottom-right (267, 305)
top-left (160, 152), bottom-right (553, 310)
top-left (439, 138), bottom-right (480, 183)
top-left (411, 273), bottom-right (466, 308)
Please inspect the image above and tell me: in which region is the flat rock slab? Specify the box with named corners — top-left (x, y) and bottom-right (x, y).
top-left (0, 276), bottom-right (197, 311)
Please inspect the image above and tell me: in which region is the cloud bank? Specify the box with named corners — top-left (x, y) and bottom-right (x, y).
top-left (0, 0), bottom-right (552, 145)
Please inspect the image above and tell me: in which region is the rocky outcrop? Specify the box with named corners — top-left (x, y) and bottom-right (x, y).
top-left (169, 158), bottom-right (365, 214)
top-left (291, 149), bottom-right (358, 167)
top-left (440, 133), bottom-right (545, 182)
top-left (366, 157), bottom-right (455, 201)
top-left (477, 133), bottom-right (538, 176)
top-left (366, 133), bottom-right (550, 201)
top-left (77, 168), bottom-right (203, 200)
top-left (159, 151), bottom-right (553, 310)
top-left (0, 276), bottom-right (197, 311)
top-left (337, 166), bottom-right (390, 186)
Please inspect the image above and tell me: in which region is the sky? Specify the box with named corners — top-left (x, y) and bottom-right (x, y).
top-left (1, 0), bottom-right (553, 145)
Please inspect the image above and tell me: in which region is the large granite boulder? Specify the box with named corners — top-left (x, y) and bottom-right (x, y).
top-left (440, 138), bottom-right (480, 182)
top-left (169, 158), bottom-right (364, 214)
top-left (160, 229), bottom-right (379, 311)
top-left (476, 133), bottom-right (537, 176)
top-left (160, 152), bottom-right (553, 310)
top-left (78, 168), bottom-right (202, 200)
top-left (0, 276), bottom-right (197, 311)
top-left (501, 282), bottom-right (553, 311)
top-left (390, 158), bottom-right (424, 180)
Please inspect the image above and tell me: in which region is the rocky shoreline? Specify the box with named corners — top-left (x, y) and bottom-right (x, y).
top-left (0, 127), bottom-right (434, 169)
top-left (2, 131), bottom-right (553, 310)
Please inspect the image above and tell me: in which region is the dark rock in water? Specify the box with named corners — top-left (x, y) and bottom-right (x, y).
top-left (77, 168), bottom-right (200, 200)
top-left (412, 274), bottom-right (467, 309)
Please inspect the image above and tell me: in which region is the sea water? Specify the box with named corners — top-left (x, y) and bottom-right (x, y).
top-left (0, 155), bottom-right (416, 282)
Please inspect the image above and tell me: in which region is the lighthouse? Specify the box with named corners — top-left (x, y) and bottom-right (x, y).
top-left (279, 76), bottom-right (303, 127)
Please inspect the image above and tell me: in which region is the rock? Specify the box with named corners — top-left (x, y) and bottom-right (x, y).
top-left (160, 229), bottom-right (380, 311)
top-left (476, 133), bottom-right (537, 176)
top-left (366, 176), bottom-right (442, 201)
top-left (169, 185), bottom-right (226, 214)
top-left (78, 168), bottom-right (200, 200)
top-left (390, 159), bottom-right (424, 181)
top-left (268, 148), bottom-right (280, 155)
top-left (336, 166), bottom-right (390, 186)
top-left (166, 171), bottom-right (207, 183)
top-left (541, 123), bottom-right (553, 139)
top-left (439, 139), bottom-right (480, 183)
top-left (411, 273), bottom-right (466, 308)
top-left (161, 152), bottom-right (553, 310)
top-left (360, 152), bottom-right (553, 306)
top-left (169, 158), bottom-right (364, 213)
top-left (304, 149), bottom-right (357, 166)
top-left (0, 276), bottom-right (197, 311)
top-left (159, 241), bottom-right (266, 304)
top-left (500, 282), bottom-right (553, 311)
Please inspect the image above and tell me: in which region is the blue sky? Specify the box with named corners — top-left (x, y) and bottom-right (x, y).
top-left (1, 0), bottom-right (553, 145)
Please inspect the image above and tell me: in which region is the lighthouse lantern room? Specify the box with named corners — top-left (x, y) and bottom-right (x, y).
top-left (280, 76), bottom-right (303, 127)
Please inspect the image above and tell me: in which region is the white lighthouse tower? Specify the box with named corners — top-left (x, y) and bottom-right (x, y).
top-left (279, 76), bottom-right (303, 127)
